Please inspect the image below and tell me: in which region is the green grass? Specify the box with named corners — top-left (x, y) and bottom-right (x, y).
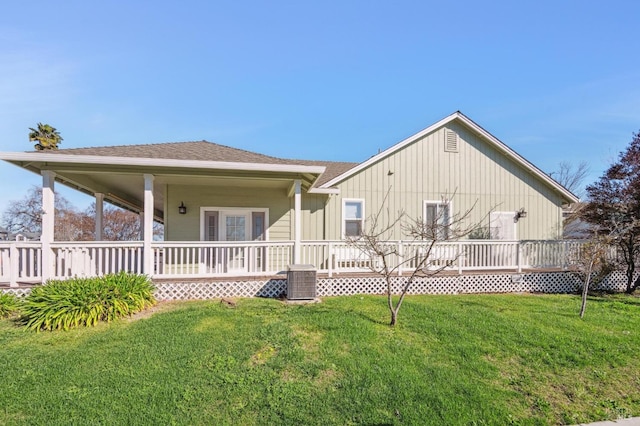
top-left (1, 294), bottom-right (639, 425)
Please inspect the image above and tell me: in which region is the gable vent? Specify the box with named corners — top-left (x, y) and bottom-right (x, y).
top-left (445, 129), bottom-right (459, 152)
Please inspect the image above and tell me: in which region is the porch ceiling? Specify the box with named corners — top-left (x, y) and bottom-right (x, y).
top-left (0, 153), bottom-right (325, 223)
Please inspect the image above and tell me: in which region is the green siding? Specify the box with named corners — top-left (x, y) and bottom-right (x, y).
top-left (308, 122), bottom-right (565, 240)
top-left (164, 121), bottom-right (566, 242)
top-left (165, 184), bottom-right (291, 241)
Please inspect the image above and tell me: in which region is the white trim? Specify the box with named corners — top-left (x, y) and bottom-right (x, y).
top-left (95, 193), bottom-right (104, 240)
top-left (319, 111), bottom-right (579, 204)
top-left (0, 151), bottom-right (326, 175)
top-left (143, 174), bottom-right (154, 275)
top-left (199, 207), bottom-right (270, 241)
top-left (342, 198), bottom-right (365, 238)
top-left (293, 179), bottom-right (302, 263)
top-left (41, 171), bottom-right (56, 282)
top-left (308, 187), bottom-right (340, 194)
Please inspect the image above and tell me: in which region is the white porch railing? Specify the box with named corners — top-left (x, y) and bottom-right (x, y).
top-left (299, 240), bottom-right (604, 276)
top-left (0, 239), bottom-right (612, 287)
top-left (0, 241), bottom-right (42, 285)
top-left (152, 241), bottom-right (294, 278)
top-left (52, 241), bottom-right (144, 279)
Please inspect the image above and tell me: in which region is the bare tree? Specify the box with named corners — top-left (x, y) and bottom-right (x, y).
top-left (551, 161), bottom-right (590, 198)
top-left (1, 186), bottom-right (76, 239)
top-left (1, 187), bottom-right (164, 242)
top-left (569, 236), bottom-right (614, 318)
top-left (347, 191), bottom-right (484, 326)
top-left (550, 161), bottom-right (591, 239)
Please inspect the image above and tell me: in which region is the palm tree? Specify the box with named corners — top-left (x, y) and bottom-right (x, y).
top-left (29, 123), bottom-right (63, 150)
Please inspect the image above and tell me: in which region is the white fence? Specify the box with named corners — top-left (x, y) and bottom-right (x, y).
top-left (152, 241), bottom-right (293, 278)
top-left (0, 239), bottom-right (608, 287)
top-left (0, 242), bottom-right (42, 285)
top-left (52, 242), bottom-right (144, 279)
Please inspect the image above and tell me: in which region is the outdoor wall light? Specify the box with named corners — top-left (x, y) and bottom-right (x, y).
top-left (515, 208), bottom-right (527, 221)
top-left (178, 202), bottom-right (187, 215)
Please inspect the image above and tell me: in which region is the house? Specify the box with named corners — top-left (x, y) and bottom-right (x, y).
top-left (0, 111), bottom-right (579, 286)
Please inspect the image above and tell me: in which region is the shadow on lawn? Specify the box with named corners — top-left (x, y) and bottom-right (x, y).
top-left (585, 292), bottom-right (640, 308)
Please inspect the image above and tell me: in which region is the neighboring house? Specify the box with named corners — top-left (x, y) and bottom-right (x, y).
top-left (0, 111), bottom-right (577, 247)
top-left (0, 227), bottom-right (35, 241)
top-left (562, 203), bottom-right (593, 239)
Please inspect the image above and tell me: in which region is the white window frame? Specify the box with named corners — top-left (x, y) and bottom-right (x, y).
top-left (423, 200), bottom-right (452, 240)
top-left (199, 207), bottom-right (269, 241)
top-left (342, 198), bottom-right (365, 238)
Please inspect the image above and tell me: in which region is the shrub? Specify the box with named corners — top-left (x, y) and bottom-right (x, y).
top-left (0, 292), bottom-right (20, 318)
top-left (21, 272), bottom-right (155, 331)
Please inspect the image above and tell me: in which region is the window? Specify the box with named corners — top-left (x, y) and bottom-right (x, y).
top-left (424, 201), bottom-right (451, 239)
top-left (225, 215), bottom-right (247, 241)
top-left (343, 199), bottom-right (364, 237)
top-left (201, 208), bottom-right (268, 241)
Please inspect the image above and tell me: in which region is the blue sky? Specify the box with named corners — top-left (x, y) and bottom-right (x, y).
top-left (1, 0), bottom-right (639, 212)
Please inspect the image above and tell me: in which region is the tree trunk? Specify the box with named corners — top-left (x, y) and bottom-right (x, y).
top-left (625, 260), bottom-right (635, 294)
top-left (625, 242), bottom-right (635, 294)
top-left (390, 308), bottom-right (398, 326)
top-left (580, 272), bottom-right (591, 318)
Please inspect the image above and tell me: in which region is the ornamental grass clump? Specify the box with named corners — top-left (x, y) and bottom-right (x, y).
top-left (0, 292), bottom-right (20, 318)
top-left (21, 272), bottom-right (155, 331)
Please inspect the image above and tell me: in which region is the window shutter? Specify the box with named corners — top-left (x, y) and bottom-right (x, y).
top-left (445, 129), bottom-right (458, 152)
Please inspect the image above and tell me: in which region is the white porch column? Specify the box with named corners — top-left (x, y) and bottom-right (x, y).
top-left (95, 193), bottom-right (104, 241)
top-left (143, 174), bottom-right (154, 276)
top-left (293, 179), bottom-right (301, 264)
top-left (41, 171), bottom-right (56, 282)
top-left (139, 212), bottom-right (145, 240)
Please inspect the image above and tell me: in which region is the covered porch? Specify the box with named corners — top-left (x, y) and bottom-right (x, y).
top-left (0, 148), bottom-right (329, 286)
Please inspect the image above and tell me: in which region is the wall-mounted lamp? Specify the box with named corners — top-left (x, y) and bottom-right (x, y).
top-left (178, 202), bottom-right (187, 215)
top-left (514, 208), bottom-right (527, 222)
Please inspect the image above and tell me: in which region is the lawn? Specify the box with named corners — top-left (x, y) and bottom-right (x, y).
top-left (1, 293), bottom-right (639, 425)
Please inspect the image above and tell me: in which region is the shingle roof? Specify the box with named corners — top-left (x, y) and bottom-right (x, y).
top-left (45, 141), bottom-right (357, 188)
top-left (285, 159), bottom-right (358, 187)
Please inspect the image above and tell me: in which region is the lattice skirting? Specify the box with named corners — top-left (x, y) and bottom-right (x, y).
top-left (1, 271), bottom-right (633, 300)
top-left (154, 279), bottom-right (287, 300)
top-left (0, 287), bottom-right (33, 298)
top-left (318, 271), bottom-right (632, 296)
top-left (153, 271), bottom-right (632, 299)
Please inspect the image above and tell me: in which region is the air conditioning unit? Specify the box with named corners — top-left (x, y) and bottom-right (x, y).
top-left (287, 264), bottom-right (317, 300)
